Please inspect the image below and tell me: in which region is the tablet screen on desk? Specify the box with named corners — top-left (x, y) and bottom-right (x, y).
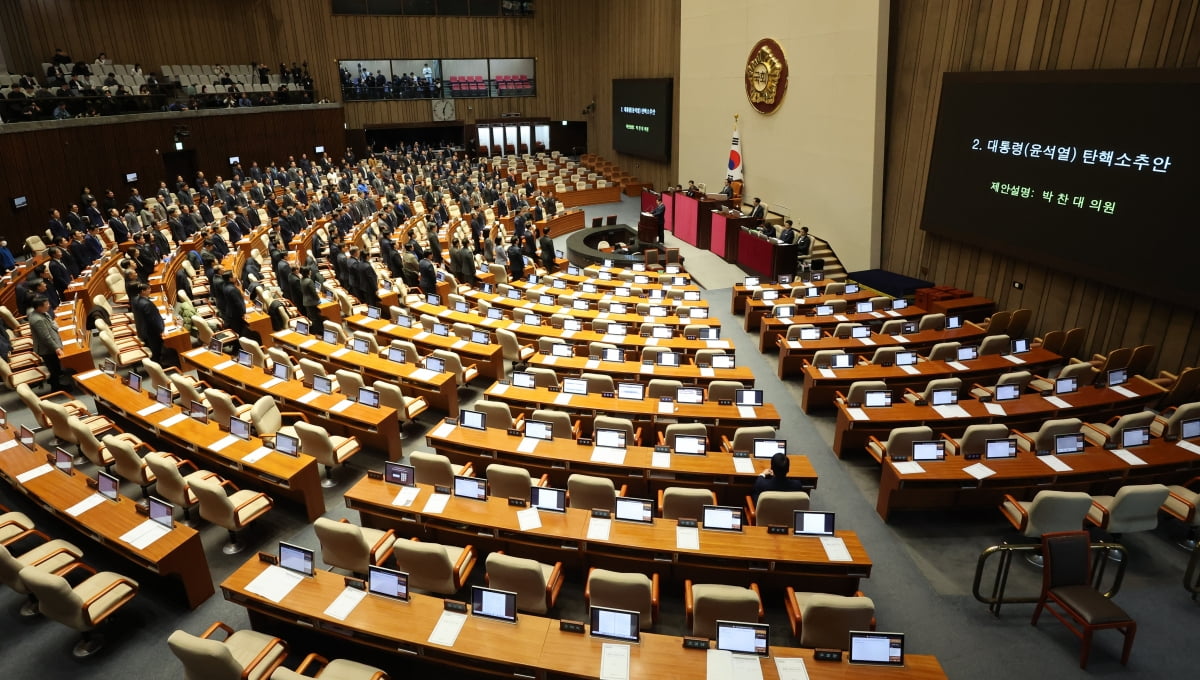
top-left (994, 383), bottom-right (1020, 401)
top-left (1182, 418), bottom-right (1200, 440)
top-left (127, 372), bottom-right (143, 392)
top-left (946, 316), bottom-right (963, 329)
top-left (522, 314), bottom-right (540, 327)
top-left (279, 542), bottom-right (314, 577)
top-left (794, 510), bottom-right (836, 536)
top-left (608, 323), bottom-right (628, 337)
top-left (472, 586), bottom-right (518, 623)
top-left (985, 438), bottom-right (1017, 459)
top-left (1121, 426), bottom-right (1150, 448)
top-left (384, 462), bottom-right (415, 486)
top-left (614, 497), bottom-right (654, 524)
top-left (674, 434), bottom-right (707, 455)
top-left (454, 475), bottom-right (487, 500)
top-left (602, 348), bottom-right (623, 363)
top-left (814, 305), bottom-right (834, 316)
top-left (552, 279), bottom-right (567, 289)
top-left (236, 349), bottom-right (254, 368)
top-left (711, 354), bottom-right (735, 369)
top-left (563, 318), bottom-right (583, 332)
top-left (156, 385), bottom-right (173, 408)
top-left (590, 606), bottom-right (640, 643)
top-left (54, 447), bottom-right (73, 472)
top-left (762, 290), bottom-right (779, 302)
top-left (895, 351), bottom-right (917, 367)
top-left (1055, 376), bottom-right (1078, 395)
top-left (856, 301), bottom-right (873, 314)
top-left (351, 337), bottom-right (370, 354)
top-left (294, 320), bottom-right (310, 336)
top-left (426, 293), bottom-right (441, 306)
top-left (147, 496), bottom-right (174, 529)
top-left (773, 305), bottom-right (794, 318)
top-left (830, 354), bottom-right (854, 370)
top-left (893, 299), bottom-right (908, 310)
top-left (18, 424), bottom-right (34, 449)
top-left (698, 327), bottom-right (719, 340)
top-left (849, 631), bottom-right (904, 666)
top-left (572, 299), bottom-right (591, 311)
top-left (275, 431), bottom-right (299, 456)
top-left (386, 347), bottom-right (407, 364)
top-left (956, 346), bottom-right (977, 361)
top-left (531, 486), bottom-right (566, 513)
top-left (844, 283), bottom-right (860, 294)
top-left (649, 306), bottom-right (668, 317)
top-left (367, 306), bottom-right (381, 320)
top-left (752, 439), bottom-right (786, 459)
top-left (395, 314), bottom-right (414, 328)
top-left (1054, 432), bottom-right (1085, 455)
top-left (471, 330), bottom-right (491, 346)
top-left (357, 387), bottom-right (380, 407)
top-left (609, 302), bottom-right (627, 314)
top-left (656, 352), bottom-right (680, 367)
top-left (1107, 368), bottom-right (1128, 387)
top-left (744, 277), bottom-right (760, 287)
top-left (851, 325), bottom-right (871, 338)
top-left (652, 326), bottom-right (674, 339)
top-left (634, 275), bottom-right (651, 285)
top-left (911, 440), bottom-right (945, 461)
top-left (1011, 338), bottom-right (1030, 354)
top-left (524, 420), bottom-right (554, 441)
top-left (313, 374), bottom-right (333, 395)
top-left (512, 371), bottom-right (535, 389)
top-left (551, 343), bottom-right (574, 358)
top-left (456, 301), bottom-right (473, 313)
top-left (931, 389), bottom-right (957, 406)
top-left (684, 291), bottom-right (701, 301)
top-left (563, 378), bottom-right (588, 395)
top-left (432, 322), bottom-right (450, 337)
top-left (368, 565), bottom-right (409, 601)
top-left (460, 409), bottom-right (485, 430)
top-left (864, 391), bottom-right (892, 408)
top-left (702, 505), bottom-right (743, 532)
top-left (715, 621), bottom-right (769, 656)
top-left (97, 470), bottom-right (120, 500)
top-left (424, 356), bottom-right (446, 374)
top-left (189, 400), bottom-right (208, 423)
top-left (617, 383), bottom-right (644, 401)
top-left (594, 428), bottom-right (626, 450)
top-left (735, 389), bottom-right (764, 407)
top-left (228, 416), bottom-right (250, 441)
top-left (676, 387), bottom-right (704, 405)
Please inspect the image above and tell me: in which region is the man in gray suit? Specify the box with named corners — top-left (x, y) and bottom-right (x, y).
top-left (29, 295), bottom-right (66, 389)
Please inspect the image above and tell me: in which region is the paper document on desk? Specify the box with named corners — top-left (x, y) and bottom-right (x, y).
top-left (296, 391), bottom-right (321, 404)
top-left (963, 462), bottom-right (996, 479)
top-left (1001, 354), bottom-right (1026, 364)
top-left (707, 649), bottom-right (764, 680)
top-left (885, 310), bottom-right (902, 317)
top-left (561, 329), bottom-right (576, 338)
top-left (846, 408), bottom-right (869, 421)
top-left (159, 413), bottom-right (188, 428)
top-left (77, 369), bottom-right (102, 381)
top-left (700, 367), bottom-right (715, 377)
top-left (422, 493), bottom-right (450, 514)
top-left (657, 401), bottom-right (676, 414)
top-left (66, 494), bottom-right (107, 517)
top-left (777, 317), bottom-right (793, 325)
top-left (946, 361), bottom-right (968, 371)
top-left (328, 399), bottom-right (353, 413)
top-left (1043, 395), bottom-right (1071, 409)
top-left (706, 340), bottom-right (731, 349)
top-left (554, 392), bottom-right (572, 406)
top-left (586, 517), bottom-right (611, 541)
top-left (413, 331), bottom-right (430, 341)
top-left (0, 440), bottom-right (17, 452)
top-left (542, 355), bottom-right (557, 365)
top-left (260, 378), bottom-right (284, 390)
top-left (640, 363), bottom-right (655, 374)
top-left (676, 526), bottom-right (700, 551)
top-left (516, 507), bottom-right (542, 531)
top-left (788, 340), bottom-right (803, 349)
top-left (651, 451), bottom-right (671, 468)
top-left (137, 403), bottom-right (167, 417)
top-left (489, 383), bottom-right (509, 395)
top-left (732, 457), bottom-right (755, 474)
top-left (427, 610), bottom-right (468, 647)
top-left (737, 406), bottom-right (756, 418)
top-left (602, 335), bottom-right (621, 344)
top-left (774, 657), bottom-right (810, 680)
top-left (1038, 455), bottom-right (1073, 472)
top-left (585, 359), bottom-right (600, 369)
top-left (452, 340), bottom-right (467, 349)
top-left (331, 348), bottom-right (350, 358)
top-left (1110, 385), bottom-right (1138, 398)
top-left (410, 368), bottom-right (437, 382)
top-left (600, 643), bottom-right (632, 680)
top-left (300, 339), bottom-right (318, 349)
top-left (1111, 448), bottom-right (1147, 466)
top-left (209, 434), bottom-right (240, 452)
top-left (820, 536), bottom-right (853, 562)
top-left (1177, 440), bottom-right (1200, 455)
top-left (120, 518), bottom-right (172, 550)
top-left (431, 422), bottom-right (456, 439)
top-left (324, 586), bottom-right (367, 621)
top-left (243, 447), bottom-right (272, 464)
top-left (392, 486), bottom-right (420, 507)
top-left (899, 364), bottom-right (921, 375)
top-left (380, 323), bottom-right (398, 332)
top-left (858, 337), bottom-right (876, 346)
top-left (818, 368), bottom-right (836, 379)
top-left (893, 461), bottom-right (926, 475)
top-left (591, 447), bottom-right (626, 464)
top-left (891, 335), bottom-right (909, 344)
top-left (643, 337), bottom-right (658, 346)
top-left (17, 463), bottom-right (53, 483)
top-left (933, 404), bottom-right (971, 419)
top-left (517, 438), bottom-right (540, 453)
top-left (833, 315), bottom-right (848, 322)
top-left (983, 402), bottom-right (1007, 416)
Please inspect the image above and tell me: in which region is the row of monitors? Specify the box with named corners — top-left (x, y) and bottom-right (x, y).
top-left (890, 425), bottom-right (1170, 464)
top-left (503, 377), bottom-right (754, 404)
top-left (39, 448), bottom-right (178, 529)
top-left (279, 543), bottom-right (903, 660)
top-left (850, 368), bottom-right (1135, 411)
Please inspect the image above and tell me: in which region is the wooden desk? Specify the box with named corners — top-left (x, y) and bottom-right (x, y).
top-left (223, 558), bottom-right (940, 680)
top-left (503, 278), bottom-right (708, 310)
top-left (346, 313), bottom-right (504, 384)
top-left (0, 255), bottom-right (49, 313)
top-left (744, 291), bottom-right (879, 332)
top-left (179, 346), bottom-right (403, 461)
top-left (424, 422), bottom-right (815, 505)
top-left (710, 209), bottom-right (756, 261)
top-left (759, 307), bottom-right (929, 354)
top-left (465, 289), bottom-right (720, 331)
top-left (552, 184), bottom-right (623, 208)
top-left (547, 269), bottom-right (701, 293)
top-left (0, 426), bottom-right (214, 608)
top-left (536, 209), bottom-right (586, 239)
top-left (832, 377), bottom-right (1165, 456)
top-left (75, 371), bottom-right (326, 521)
top-left (672, 194), bottom-right (723, 250)
top-left (799, 348), bottom-right (1063, 412)
top-left (927, 296), bottom-right (995, 323)
top-left (738, 229), bottom-right (798, 280)
top-left (346, 478), bottom-right (868, 593)
top-left (776, 324), bottom-right (991, 379)
top-left (875, 436), bottom-right (1200, 521)
top-left (526, 351), bottom-right (756, 387)
top-left (270, 329), bottom-right (459, 417)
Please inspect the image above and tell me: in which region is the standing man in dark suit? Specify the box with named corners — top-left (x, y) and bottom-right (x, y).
top-left (46, 248), bottom-right (72, 298)
top-left (538, 227), bottom-right (555, 273)
top-left (418, 250), bottom-right (437, 295)
top-left (48, 210), bottom-right (69, 241)
top-left (356, 251), bottom-right (379, 305)
top-left (131, 282), bottom-right (164, 363)
top-left (507, 238), bottom-right (524, 282)
top-left (107, 209), bottom-right (129, 244)
top-left (651, 196), bottom-right (666, 244)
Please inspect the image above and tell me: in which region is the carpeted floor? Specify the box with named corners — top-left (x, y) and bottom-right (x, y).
top-left (0, 196), bottom-right (1195, 679)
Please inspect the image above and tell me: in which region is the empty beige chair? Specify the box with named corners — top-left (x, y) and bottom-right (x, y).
top-left (979, 334), bottom-right (1011, 356)
top-left (722, 426), bottom-right (777, 453)
top-left (969, 370), bottom-right (1032, 399)
top-left (927, 341), bottom-right (960, 362)
top-left (531, 409), bottom-right (579, 440)
top-left (497, 328), bottom-right (534, 372)
top-left (270, 653), bottom-right (389, 680)
top-left (432, 349), bottom-right (479, 387)
top-left (659, 487), bottom-right (717, 520)
top-left (581, 372), bottom-right (616, 395)
top-left (588, 339), bottom-right (616, 356)
top-left (809, 350), bottom-right (842, 369)
top-left (831, 323), bottom-right (862, 339)
top-left (238, 338), bottom-right (267, 368)
top-left (167, 621), bottom-right (287, 680)
top-left (903, 377), bottom-right (963, 405)
top-left (528, 366), bottom-right (559, 388)
top-left (538, 337), bottom-right (567, 353)
top-left (1082, 411), bottom-right (1156, 448)
top-left (1000, 490), bottom-right (1093, 538)
top-left (17, 383), bottom-right (89, 429)
top-left (322, 320), bottom-right (348, 344)
top-left (189, 476), bottom-right (273, 554)
top-left (391, 538), bottom-right (476, 596)
top-left (685, 580), bottom-right (763, 639)
top-left (248, 395), bottom-right (304, 442)
top-left (372, 380), bottom-right (429, 429)
top-left (942, 424), bottom-right (1011, 458)
top-left (298, 358), bottom-right (330, 388)
top-left (313, 517), bottom-right (396, 575)
top-left (586, 568), bottom-right (660, 630)
top-left (1151, 401), bottom-right (1200, 439)
top-left (103, 434), bottom-right (159, 496)
top-left (144, 452), bottom-right (219, 524)
top-left (869, 296), bottom-right (891, 310)
top-left (452, 322), bottom-right (475, 341)
top-left (0, 356), bottom-right (49, 390)
top-left (823, 282), bottom-right (846, 296)
top-left (593, 415), bottom-right (640, 446)
top-left (879, 319), bottom-right (907, 335)
top-left (475, 399), bottom-right (519, 429)
top-left (487, 463), bottom-right (547, 501)
top-left (351, 330), bottom-right (379, 355)
top-left (19, 564), bottom-right (138, 656)
top-left (98, 329), bottom-right (149, 367)
top-left (868, 347), bottom-right (904, 365)
top-left (647, 379), bottom-right (683, 400)
top-left (836, 380), bottom-right (888, 405)
top-left (0, 508), bottom-right (37, 545)
top-left (489, 263), bottom-right (508, 283)
top-left (295, 422), bottom-right (361, 487)
top-left (785, 590), bottom-right (876, 649)
top-left (706, 381), bottom-right (742, 403)
top-left (918, 313), bottom-right (947, 331)
top-left (41, 398), bottom-right (116, 447)
top-left (746, 491), bottom-right (811, 526)
top-left (172, 374), bottom-right (211, 410)
top-left (660, 422), bottom-right (708, 449)
top-left (267, 348), bottom-right (300, 378)
top-left (1086, 484), bottom-right (1170, 537)
top-left (334, 369), bottom-right (365, 396)
top-left (205, 389), bottom-right (252, 429)
top-left (1029, 361), bottom-right (1097, 393)
top-left (568, 474), bottom-right (621, 511)
top-left (71, 415), bottom-right (133, 470)
top-left (485, 551), bottom-right (563, 614)
top-left (866, 426), bottom-right (933, 461)
top-left (410, 451), bottom-right (472, 488)
top-left (1015, 418), bottom-right (1083, 453)
top-left (0, 534), bottom-right (84, 615)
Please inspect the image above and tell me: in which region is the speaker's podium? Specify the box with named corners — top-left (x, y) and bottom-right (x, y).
top-left (638, 212), bottom-right (660, 244)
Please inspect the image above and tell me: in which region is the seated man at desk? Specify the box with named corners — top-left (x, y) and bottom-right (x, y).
top-left (720, 178), bottom-right (734, 198)
top-left (749, 197), bottom-right (766, 221)
top-left (612, 242), bottom-right (631, 256)
top-left (796, 226), bottom-right (812, 256)
top-left (752, 453), bottom-right (807, 501)
top-left (779, 220), bottom-right (796, 245)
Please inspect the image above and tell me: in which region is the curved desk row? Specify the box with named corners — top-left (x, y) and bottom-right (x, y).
top-left (758, 307), bottom-right (930, 353)
top-left (525, 350), bottom-right (757, 387)
top-left (776, 324), bottom-right (990, 379)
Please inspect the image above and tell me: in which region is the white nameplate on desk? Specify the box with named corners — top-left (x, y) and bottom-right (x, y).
top-left (676, 526), bottom-right (700, 551)
top-left (296, 391), bottom-right (321, 404)
top-left (410, 368), bottom-right (437, 382)
top-left (640, 363), bottom-right (654, 374)
top-left (137, 403), bottom-right (167, 417)
top-left (893, 461), bottom-right (926, 475)
top-left (820, 536), bottom-right (853, 562)
top-left (899, 364), bottom-right (921, 375)
top-left (158, 413), bottom-right (188, 428)
top-left (214, 360), bottom-right (236, 371)
top-left (451, 340), bottom-right (467, 349)
top-left (323, 586), bottom-right (366, 621)
top-left (331, 348), bottom-right (350, 358)
top-left (1111, 448), bottom-right (1147, 466)
top-left (737, 405), bottom-right (756, 418)
top-left (554, 392), bottom-right (572, 406)
top-left (585, 359), bottom-right (600, 369)
top-left (586, 517), bottom-right (611, 541)
top-left (706, 340), bottom-right (730, 349)
top-left (300, 339), bottom-right (318, 348)
top-left (777, 317), bottom-right (792, 326)
top-left (15, 463), bottom-right (53, 484)
top-left (517, 438), bottom-right (539, 453)
top-left (244, 564), bottom-right (304, 603)
top-left (431, 422), bottom-right (456, 439)
top-left (946, 361), bottom-right (968, 371)
top-left (1177, 440), bottom-right (1200, 455)
top-left (516, 506), bottom-right (542, 531)
top-left (542, 355), bottom-right (557, 365)
top-left (330, 399), bottom-right (354, 413)
top-left (490, 383), bottom-right (509, 395)
top-left (657, 401), bottom-right (676, 414)
top-left (858, 337), bottom-right (876, 346)
top-left (833, 314), bottom-right (848, 322)
top-left (1043, 395), bottom-right (1071, 409)
top-left (651, 451), bottom-right (672, 468)
top-left (1001, 354), bottom-right (1026, 364)
top-left (0, 440), bottom-right (18, 452)
top-left (1110, 385), bottom-right (1138, 399)
top-left (185, 348), bottom-right (206, 358)
top-left (963, 462), bottom-right (996, 479)
top-left (891, 335), bottom-right (909, 343)
top-left (381, 323), bottom-right (398, 332)
top-left (983, 402), bottom-right (1007, 416)
top-left (869, 311), bottom-right (885, 319)
top-left (644, 337), bottom-right (658, 346)
top-left (260, 377), bottom-right (284, 390)
top-left (392, 486), bottom-right (419, 507)
top-left (76, 369), bottom-right (102, 381)
top-left (1038, 455), bottom-right (1073, 472)
top-left (700, 367), bottom-right (715, 377)
top-left (413, 331), bottom-right (430, 340)
top-left (66, 494), bottom-right (107, 517)
top-left (242, 447), bottom-right (272, 464)
top-left (422, 493), bottom-right (450, 514)
top-left (427, 611), bottom-right (467, 647)
top-left (210, 434), bottom-right (240, 452)
top-left (933, 404), bottom-right (971, 419)
top-left (591, 447), bottom-right (625, 464)
top-left (846, 408), bottom-right (869, 421)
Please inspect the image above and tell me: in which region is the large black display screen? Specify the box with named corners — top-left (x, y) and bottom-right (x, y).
top-left (612, 78), bottom-right (673, 162)
top-left (921, 70), bottom-right (1199, 307)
